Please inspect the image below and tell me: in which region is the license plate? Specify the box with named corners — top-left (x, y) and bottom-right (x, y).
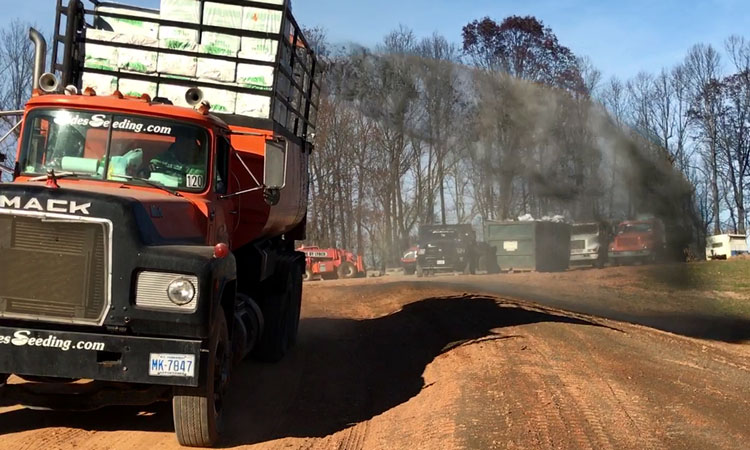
top-left (149, 353), bottom-right (195, 378)
top-left (437, 260), bottom-right (446, 265)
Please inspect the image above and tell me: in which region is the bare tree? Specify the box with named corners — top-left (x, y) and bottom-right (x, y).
top-left (0, 20), bottom-right (37, 178)
top-left (684, 44), bottom-right (723, 234)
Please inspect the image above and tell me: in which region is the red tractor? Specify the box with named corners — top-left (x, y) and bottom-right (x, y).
top-left (298, 246), bottom-right (367, 281)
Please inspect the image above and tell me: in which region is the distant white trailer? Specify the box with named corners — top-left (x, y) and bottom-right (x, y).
top-left (706, 234), bottom-right (749, 260)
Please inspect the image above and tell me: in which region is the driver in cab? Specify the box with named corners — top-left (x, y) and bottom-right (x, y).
top-left (147, 135), bottom-right (206, 188)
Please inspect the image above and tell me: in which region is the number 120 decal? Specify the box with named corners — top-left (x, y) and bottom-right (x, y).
top-left (186, 174), bottom-right (204, 188)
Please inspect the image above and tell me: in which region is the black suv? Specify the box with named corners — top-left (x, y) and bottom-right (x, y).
top-left (416, 224), bottom-right (477, 276)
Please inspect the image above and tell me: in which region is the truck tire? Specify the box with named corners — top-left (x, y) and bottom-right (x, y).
top-left (404, 265), bottom-right (416, 276)
top-left (173, 313), bottom-right (230, 448)
top-left (253, 264), bottom-right (302, 362)
top-left (302, 268), bottom-right (314, 282)
top-left (338, 262), bottom-right (357, 279)
top-left (416, 265), bottom-right (424, 278)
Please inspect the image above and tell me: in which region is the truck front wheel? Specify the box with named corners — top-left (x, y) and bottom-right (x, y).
top-left (173, 313), bottom-right (230, 447)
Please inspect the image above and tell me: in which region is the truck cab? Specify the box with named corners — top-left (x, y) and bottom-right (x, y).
top-left (608, 218), bottom-right (666, 265)
top-left (0, 0), bottom-right (318, 446)
top-left (570, 222), bottom-right (609, 268)
top-left (416, 224), bottom-right (477, 277)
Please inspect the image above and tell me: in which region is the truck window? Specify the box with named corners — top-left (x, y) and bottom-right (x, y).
top-left (18, 109), bottom-right (210, 192)
top-left (618, 223), bottom-right (653, 234)
top-left (215, 137), bottom-right (230, 195)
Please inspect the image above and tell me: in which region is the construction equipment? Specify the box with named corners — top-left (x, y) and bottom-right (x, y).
top-left (299, 246), bottom-right (367, 280)
top-left (0, 0), bottom-right (319, 446)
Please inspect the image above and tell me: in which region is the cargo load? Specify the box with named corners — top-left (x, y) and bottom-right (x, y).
top-left (72, 0), bottom-right (317, 127)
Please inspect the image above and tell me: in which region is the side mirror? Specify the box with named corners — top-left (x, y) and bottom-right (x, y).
top-left (264, 138), bottom-right (287, 190)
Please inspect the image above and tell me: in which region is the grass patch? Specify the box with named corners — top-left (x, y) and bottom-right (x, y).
top-left (638, 259), bottom-right (750, 293)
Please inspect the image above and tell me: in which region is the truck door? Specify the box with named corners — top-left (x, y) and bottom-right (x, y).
top-left (211, 136), bottom-right (239, 245)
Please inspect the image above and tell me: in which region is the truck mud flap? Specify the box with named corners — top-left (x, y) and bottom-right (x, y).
top-left (0, 326), bottom-right (203, 387)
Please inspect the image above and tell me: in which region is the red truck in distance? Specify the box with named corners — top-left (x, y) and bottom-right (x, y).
top-left (608, 218), bottom-right (666, 265)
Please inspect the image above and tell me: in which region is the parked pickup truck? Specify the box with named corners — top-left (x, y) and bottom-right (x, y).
top-left (416, 224), bottom-right (476, 277)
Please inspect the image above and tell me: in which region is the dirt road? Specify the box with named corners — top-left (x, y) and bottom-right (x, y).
top-left (0, 277), bottom-right (748, 449)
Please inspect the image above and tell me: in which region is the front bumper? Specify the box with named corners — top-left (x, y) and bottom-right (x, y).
top-left (608, 249), bottom-right (652, 259)
top-left (570, 252), bottom-right (599, 262)
top-left (0, 325), bottom-right (203, 387)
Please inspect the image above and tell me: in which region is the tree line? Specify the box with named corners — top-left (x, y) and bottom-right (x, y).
top-left (0, 16), bottom-right (746, 267)
top-left (305, 17), bottom-right (727, 267)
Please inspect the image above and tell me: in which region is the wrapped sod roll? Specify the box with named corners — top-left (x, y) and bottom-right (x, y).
top-left (236, 93), bottom-right (271, 119)
top-left (117, 78), bottom-right (158, 98)
top-left (81, 72), bottom-right (118, 96)
top-left (239, 37), bottom-right (278, 63)
top-left (95, 5), bottom-right (160, 39)
top-left (201, 87), bottom-right (237, 114)
top-left (158, 41), bottom-right (199, 78)
top-left (236, 64), bottom-right (275, 90)
top-left (84, 30), bottom-right (119, 71)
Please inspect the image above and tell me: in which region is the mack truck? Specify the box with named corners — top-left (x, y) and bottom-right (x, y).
top-left (0, 0), bottom-right (319, 446)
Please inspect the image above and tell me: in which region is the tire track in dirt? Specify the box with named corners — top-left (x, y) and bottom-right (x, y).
top-left (1, 281), bottom-right (749, 450)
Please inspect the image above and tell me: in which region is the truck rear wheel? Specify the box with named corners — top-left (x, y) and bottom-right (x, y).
top-left (338, 262), bottom-right (357, 279)
top-left (253, 264), bottom-right (302, 362)
top-left (302, 268), bottom-right (314, 282)
top-left (173, 313), bottom-right (230, 448)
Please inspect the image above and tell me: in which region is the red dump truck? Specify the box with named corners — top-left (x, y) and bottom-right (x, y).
top-left (299, 246), bottom-right (367, 280)
top-left (0, 0), bottom-right (319, 446)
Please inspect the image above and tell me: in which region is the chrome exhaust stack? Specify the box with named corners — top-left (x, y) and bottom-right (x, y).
top-left (29, 28), bottom-right (47, 91)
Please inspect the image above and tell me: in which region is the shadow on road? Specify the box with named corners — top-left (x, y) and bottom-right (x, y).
top-left (0, 295), bottom-right (605, 445)
top-left (411, 279), bottom-right (750, 344)
top-left (222, 295), bottom-right (604, 446)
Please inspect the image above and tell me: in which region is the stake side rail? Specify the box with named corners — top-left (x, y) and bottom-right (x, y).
top-left (51, 0), bottom-right (321, 146)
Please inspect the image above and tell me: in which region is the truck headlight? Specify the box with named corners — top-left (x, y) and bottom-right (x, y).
top-left (167, 278), bottom-right (196, 305)
top-left (136, 272), bottom-right (199, 313)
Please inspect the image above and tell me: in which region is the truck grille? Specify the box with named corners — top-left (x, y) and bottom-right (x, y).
top-left (571, 240), bottom-right (586, 250)
top-left (0, 213), bottom-right (109, 324)
top-left (617, 237), bottom-right (639, 248)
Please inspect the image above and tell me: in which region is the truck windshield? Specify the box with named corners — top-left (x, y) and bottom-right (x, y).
top-left (573, 224), bottom-right (599, 235)
top-left (619, 223), bottom-right (653, 234)
top-left (422, 230), bottom-right (458, 241)
top-left (18, 109), bottom-right (210, 191)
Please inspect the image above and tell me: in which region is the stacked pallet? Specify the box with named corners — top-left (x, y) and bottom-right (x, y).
top-left (81, 0), bottom-right (286, 118)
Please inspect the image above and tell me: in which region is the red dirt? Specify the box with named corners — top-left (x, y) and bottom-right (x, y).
top-left (0, 277), bottom-right (748, 449)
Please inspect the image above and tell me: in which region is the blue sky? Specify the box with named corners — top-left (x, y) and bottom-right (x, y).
top-left (5, 0), bottom-right (750, 81)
